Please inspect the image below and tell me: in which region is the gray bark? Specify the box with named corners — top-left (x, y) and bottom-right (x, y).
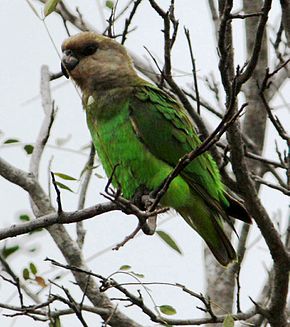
top-left (280, 0), bottom-right (290, 47)
top-left (242, 0), bottom-right (269, 176)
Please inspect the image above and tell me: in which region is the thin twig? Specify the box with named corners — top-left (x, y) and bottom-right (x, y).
top-left (46, 258), bottom-right (259, 325)
top-left (121, 0), bottom-right (142, 44)
top-left (251, 175), bottom-right (290, 196)
top-left (184, 28), bottom-right (201, 115)
top-left (50, 172), bottom-right (63, 214)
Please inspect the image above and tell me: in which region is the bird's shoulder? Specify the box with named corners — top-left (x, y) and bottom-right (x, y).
top-left (130, 83), bottom-right (198, 140)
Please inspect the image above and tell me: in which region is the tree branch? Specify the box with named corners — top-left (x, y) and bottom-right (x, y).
top-left (0, 201), bottom-right (118, 241)
top-left (47, 258), bottom-right (260, 326)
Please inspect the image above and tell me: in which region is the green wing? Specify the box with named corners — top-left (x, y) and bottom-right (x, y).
top-left (129, 84), bottom-right (228, 210)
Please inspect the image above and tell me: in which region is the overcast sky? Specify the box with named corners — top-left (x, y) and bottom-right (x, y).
top-left (0, 1), bottom-right (289, 326)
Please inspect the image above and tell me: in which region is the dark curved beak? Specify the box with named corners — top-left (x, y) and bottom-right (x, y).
top-left (61, 51), bottom-right (79, 79)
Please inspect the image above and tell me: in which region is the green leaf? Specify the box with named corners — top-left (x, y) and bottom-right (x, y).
top-left (54, 172), bottom-right (77, 181)
top-left (44, 0), bottom-right (59, 17)
top-left (156, 230), bottom-right (182, 254)
top-left (105, 0), bottom-right (114, 9)
top-left (3, 138), bottom-right (19, 144)
top-left (23, 268), bottom-right (30, 280)
top-left (131, 271), bottom-right (144, 278)
top-left (159, 305), bottom-right (177, 316)
top-left (223, 315), bottom-right (235, 327)
top-left (19, 214), bottom-right (30, 222)
top-left (55, 181), bottom-right (74, 193)
top-left (2, 245), bottom-right (20, 258)
top-left (24, 144), bottom-right (34, 155)
top-left (119, 265), bottom-right (131, 271)
top-left (29, 262), bottom-right (37, 275)
top-left (95, 172), bottom-right (104, 179)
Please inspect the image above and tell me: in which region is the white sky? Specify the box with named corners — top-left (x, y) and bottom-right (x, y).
top-left (0, 1), bottom-right (289, 326)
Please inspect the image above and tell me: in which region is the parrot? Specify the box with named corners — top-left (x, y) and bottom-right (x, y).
top-left (61, 32), bottom-right (251, 266)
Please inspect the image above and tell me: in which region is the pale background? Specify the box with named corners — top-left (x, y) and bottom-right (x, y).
top-left (0, 1), bottom-right (288, 326)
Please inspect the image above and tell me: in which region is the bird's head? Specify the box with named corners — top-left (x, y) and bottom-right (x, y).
top-left (61, 32), bottom-right (136, 92)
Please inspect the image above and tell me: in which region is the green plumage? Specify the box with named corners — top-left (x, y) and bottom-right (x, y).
top-left (86, 83), bottom-right (235, 265)
top-left (61, 32), bottom-right (251, 266)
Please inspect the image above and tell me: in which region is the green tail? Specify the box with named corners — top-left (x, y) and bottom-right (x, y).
top-left (179, 205), bottom-right (236, 266)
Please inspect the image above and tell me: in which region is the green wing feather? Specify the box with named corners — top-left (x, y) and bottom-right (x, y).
top-left (129, 84), bottom-right (229, 212)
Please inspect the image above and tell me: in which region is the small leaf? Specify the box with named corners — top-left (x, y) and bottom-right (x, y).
top-left (24, 144), bottom-right (34, 155)
top-left (95, 172), bottom-right (104, 179)
top-left (105, 0), bottom-right (114, 9)
top-left (55, 181), bottom-right (74, 193)
top-left (29, 262), bottom-right (37, 275)
top-left (35, 276), bottom-right (46, 288)
top-left (2, 245), bottom-right (20, 258)
top-left (223, 315), bottom-right (235, 327)
top-left (159, 305), bottom-right (177, 316)
top-left (23, 268), bottom-right (30, 280)
top-left (3, 138), bottom-right (19, 144)
top-left (131, 271), bottom-right (144, 278)
top-left (19, 214), bottom-right (30, 222)
top-left (44, 0), bottom-right (59, 17)
top-left (119, 265), bottom-right (131, 271)
top-left (156, 230), bottom-right (182, 254)
top-left (54, 172), bottom-right (77, 181)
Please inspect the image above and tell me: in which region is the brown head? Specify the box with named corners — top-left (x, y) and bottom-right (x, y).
top-left (61, 32), bottom-right (137, 92)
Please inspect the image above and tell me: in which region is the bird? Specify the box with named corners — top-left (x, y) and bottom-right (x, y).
top-left (61, 31), bottom-right (251, 266)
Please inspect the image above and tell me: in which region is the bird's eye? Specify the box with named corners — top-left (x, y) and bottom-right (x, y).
top-left (82, 45), bottom-right (97, 56)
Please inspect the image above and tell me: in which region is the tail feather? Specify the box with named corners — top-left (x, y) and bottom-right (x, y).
top-left (177, 189), bottom-right (251, 266)
top-left (225, 192), bottom-right (252, 224)
top-left (180, 208), bottom-right (236, 266)
top-left (204, 216), bottom-right (237, 266)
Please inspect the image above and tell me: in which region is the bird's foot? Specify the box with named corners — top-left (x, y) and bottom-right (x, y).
top-left (140, 194), bottom-right (158, 235)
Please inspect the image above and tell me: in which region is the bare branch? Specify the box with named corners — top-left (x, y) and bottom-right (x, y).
top-left (215, 1), bottom-right (290, 325)
top-left (184, 28), bottom-right (201, 115)
top-left (207, 0), bottom-right (219, 43)
top-left (236, 0), bottom-right (272, 89)
top-left (76, 143), bottom-right (95, 248)
top-left (47, 258), bottom-right (259, 325)
top-left (252, 174), bottom-right (290, 196)
top-left (0, 200), bottom-right (117, 241)
top-left (50, 172), bottom-right (63, 214)
top-left (0, 254), bottom-right (41, 305)
top-left (230, 12), bottom-right (263, 19)
top-left (29, 65), bottom-right (55, 179)
top-left (121, 0), bottom-right (142, 45)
